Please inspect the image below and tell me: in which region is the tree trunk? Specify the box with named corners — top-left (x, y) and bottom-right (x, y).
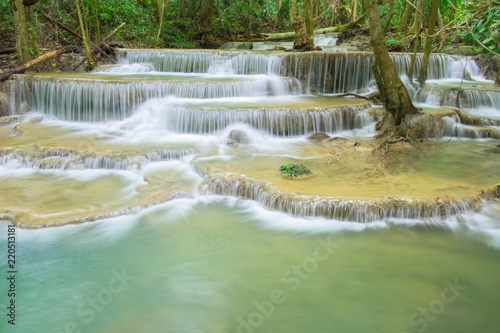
top-left (383, 0), bottom-right (395, 35)
top-left (417, 0), bottom-right (439, 86)
top-left (92, 0), bottom-right (101, 43)
top-left (12, 0), bottom-right (31, 64)
top-left (290, 0), bottom-right (318, 51)
top-left (202, 0), bottom-right (215, 47)
top-left (496, 65), bottom-right (500, 85)
top-left (353, 0), bottom-right (358, 20)
top-left (397, 0), bottom-right (414, 33)
top-left (28, 6), bottom-right (40, 58)
top-left (75, 0), bottom-right (95, 70)
top-left (408, 25), bottom-right (422, 86)
top-left (437, 8), bottom-right (445, 50)
top-left (409, 0), bottom-right (424, 34)
top-left (364, 0), bottom-right (418, 126)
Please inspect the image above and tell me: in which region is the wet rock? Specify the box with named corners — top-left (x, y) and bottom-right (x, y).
top-left (228, 130), bottom-right (250, 145)
top-left (307, 132), bottom-right (331, 142)
top-left (441, 45), bottom-right (476, 56)
top-left (0, 93), bottom-right (8, 117)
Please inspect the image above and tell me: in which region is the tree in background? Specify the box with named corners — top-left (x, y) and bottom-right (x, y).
top-left (289, 0), bottom-right (320, 51)
top-left (12, 0), bottom-right (31, 64)
top-left (75, 0), bottom-right (95, 69)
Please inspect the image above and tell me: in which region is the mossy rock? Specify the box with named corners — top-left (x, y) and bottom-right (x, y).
top-left (236, 43), bottom-right (253, 50)
top-left (280, 164), bottom-right (312, 177)
top-left (441, 45), bottom-right (476, 56)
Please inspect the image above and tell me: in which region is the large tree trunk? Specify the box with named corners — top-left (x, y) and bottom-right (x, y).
top-left (12, 0), bottom-right (31, 64)
top-left (418, 0), bottom-right (440, 86)
top-left (75, 0), bottom-right (95, 70)
top-left (290, 0), bottom-right (319, 51)
top-left (202, 0), bottom-right (216, 47)
top-left (364, 0), bottom-right (418, 126)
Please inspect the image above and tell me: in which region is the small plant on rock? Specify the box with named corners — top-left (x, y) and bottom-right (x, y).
top-left (280, 164), bottom-right (312, 177)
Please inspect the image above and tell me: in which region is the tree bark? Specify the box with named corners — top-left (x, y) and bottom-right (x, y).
top-left (28, 6), bottom-right (40, 57)
top-left (418, 0), bottom-right (439, 86)
top-left (364, 0), bottom-right (418, 126)
top-left (496, 65), bottom-right (500, 85)
top-left (409, 0), bottom-right (424, 34)
top-left (0, 47), bottom-right (64, 82)
top-left (290, 0), bottom-right (319, 51)
top-left (75, 0), bottom-right (95, 70)
top-left (397, 0), bottom-right (414, 33)
top-left (12, 0), bottom-right (31, 64)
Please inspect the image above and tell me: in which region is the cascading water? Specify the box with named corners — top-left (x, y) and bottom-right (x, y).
top-left (11, 74), bottom-right (302, 120)
top-left (2, 44), bottom-right (500, 333)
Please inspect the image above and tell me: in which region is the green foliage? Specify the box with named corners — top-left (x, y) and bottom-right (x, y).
top-left (280, 164), bottom-right (312, 177)
top-left (386, 32), bottom-right (410, 47)
top-left (163, 19), bottom-right (197, 48)
top-left (465, 0), bottom-right (500, 56)
top-left (0, 0), bottom-right (14, 33)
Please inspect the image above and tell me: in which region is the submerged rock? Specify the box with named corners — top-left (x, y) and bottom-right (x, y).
top-left (307, 131), bottom-right (331, 142)
top-left (484, 145), bottom-right (500, 154)
top-left (227, 130), bottom-right (250, 145)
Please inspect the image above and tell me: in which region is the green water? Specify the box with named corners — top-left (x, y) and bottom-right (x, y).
top-left (1, 197), bottom-right (499, 333)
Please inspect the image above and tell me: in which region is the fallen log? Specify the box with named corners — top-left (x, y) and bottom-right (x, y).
top-left (238, 14), bottom-right (367, 41)
top-left (315, 13), bottom-right (367, 33)
top-left (0, 47), bottom-right (64, 82)
top-left (0, 48), bottom-right (16, 55)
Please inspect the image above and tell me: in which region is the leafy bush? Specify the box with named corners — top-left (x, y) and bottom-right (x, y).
top-left (465, 0), bottom-right (500, 56)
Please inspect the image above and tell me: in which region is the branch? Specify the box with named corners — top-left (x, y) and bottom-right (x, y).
top-left (404, 0), bottom-right (425, 20)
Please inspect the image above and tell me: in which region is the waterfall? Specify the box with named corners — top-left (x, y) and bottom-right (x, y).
top-left (131, 102), bottom-right (374, 135)
top-left (196, 169), bottom-right (475, 223)
top-left (12, 75), bottom-right (302, 121)
top-left (0, 149), bottom-right (197, 170)
top-left (415, 86), bottom-right (500, 111)
top-left (115, 49), bottom-right (478, 94)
